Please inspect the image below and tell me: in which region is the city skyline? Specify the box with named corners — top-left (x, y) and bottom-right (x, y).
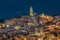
top-left (0, 0), bottom-right (60, 40)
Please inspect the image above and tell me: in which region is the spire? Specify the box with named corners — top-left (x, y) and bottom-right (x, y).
top-left (30, 6), bottom-right (34, 16)
top-left (40, 13), bottom-right (45, 17)
top-left (41, 13), bottom-right (45, 16)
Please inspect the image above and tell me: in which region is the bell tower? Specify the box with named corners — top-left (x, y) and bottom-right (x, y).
top-left (30, 6), bottom-right (34, 16)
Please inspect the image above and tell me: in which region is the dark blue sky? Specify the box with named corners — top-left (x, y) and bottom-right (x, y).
top-left (0, 0), bottom-right (60, 19)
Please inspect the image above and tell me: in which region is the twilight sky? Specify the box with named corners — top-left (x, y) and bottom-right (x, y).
top-left (0, 0), bottom-right (60, 19)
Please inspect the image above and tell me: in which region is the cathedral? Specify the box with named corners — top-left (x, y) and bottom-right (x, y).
top-left (29, 6), bottom-right (39, 26)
